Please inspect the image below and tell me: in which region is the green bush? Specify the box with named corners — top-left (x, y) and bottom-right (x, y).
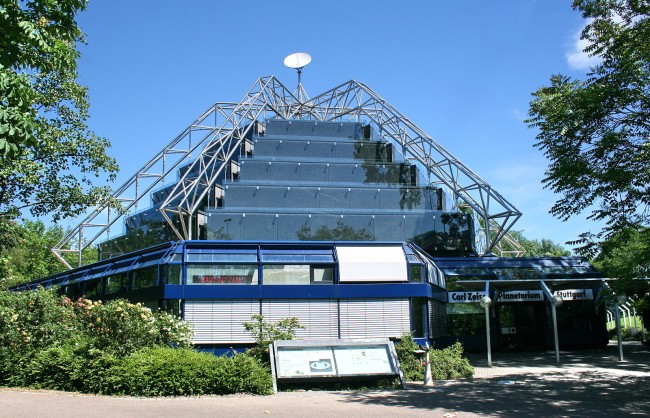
top-left (243, 314), bottom-right (303, 365)
top-left (0, 287), bottom-right (77, 386)
top-left (72, 298), bottom-right (193, 356)
top-left (394, 336), bottom-right (474, 382)
top-left (608, 326), bottom-right (642, 341)
top-left (0, 288), bottom-right (193, 393)
top-left (394, 335), bottom-right (425, 381)
top-left (106, 347), bottom-right (273, 396)
top-left (429, 341), bottom-right (474, 380)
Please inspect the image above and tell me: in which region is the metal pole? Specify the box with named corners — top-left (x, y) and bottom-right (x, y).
top-left (78, 227), bottom-right (83, 268)
top-left (484, 304), bottom-right (492, 367)
top-left (620, 306), bottom-right (628, 328)
top-left (551, 302), bottom-right (560, 364)
top-left (481, 282), bottom-right (492, 367)
top-left (614, 302), bottom-right (624, 361)
top-left (622, 305), bottom-right (632, 329)
top-left (540, 281), bottom-right (561, 364)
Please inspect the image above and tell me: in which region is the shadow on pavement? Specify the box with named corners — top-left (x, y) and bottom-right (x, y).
top-left (338, 342), bottom-right (650, 417)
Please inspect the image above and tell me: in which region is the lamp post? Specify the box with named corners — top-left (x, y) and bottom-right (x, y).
top-left (480, 295), bottom-right (492, 367)
top-left (615, 296), bottom-right (626, 361)
top-left (550, 294), bottom-right (563, 364)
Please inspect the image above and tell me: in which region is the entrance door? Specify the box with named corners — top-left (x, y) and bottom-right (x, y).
top-left (498, 304), bottom-right (545, 351)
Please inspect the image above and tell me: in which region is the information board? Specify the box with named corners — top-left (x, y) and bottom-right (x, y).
top-left (271, 338), bottom-right (406, 391)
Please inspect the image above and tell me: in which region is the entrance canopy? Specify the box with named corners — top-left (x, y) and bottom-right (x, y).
top-left (456, 278), bottom-right (607, 292)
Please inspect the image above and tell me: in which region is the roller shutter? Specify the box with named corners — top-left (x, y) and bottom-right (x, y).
top-left (184, 299), bottom-right (259, 344)
top-left (262, 299), bottom-right (338, 339)
top-left (339, 298), bottom-right (410, 338)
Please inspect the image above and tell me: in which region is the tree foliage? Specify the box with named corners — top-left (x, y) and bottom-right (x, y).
top-left (0, 220), bottom-right (96, 289)
top-left (527, 0), bottom-right (650, 259)
top-left (594, 227), bottom-right (650, 287)
top-left (509, 230), bottom-right (572, 257)
top-left (0, 0), bottom-right (118, 248)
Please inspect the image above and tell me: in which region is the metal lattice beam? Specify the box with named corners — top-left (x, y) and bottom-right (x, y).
top-left (52, 76), bottom-right (523, 268)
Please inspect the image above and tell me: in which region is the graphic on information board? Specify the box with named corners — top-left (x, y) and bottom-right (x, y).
top-left (309, 359), bottom-right (333, 373)
top-left (333, 346), bottom-right (393, 375)
top-left (277, 348), bottom-right (337, 377)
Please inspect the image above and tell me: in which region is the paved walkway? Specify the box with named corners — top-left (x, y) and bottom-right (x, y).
top-left (1, 341), bottom-right (649, 417)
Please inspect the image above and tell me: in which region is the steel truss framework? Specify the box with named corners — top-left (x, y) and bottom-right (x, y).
top-left (52, 76), bottom-right (523, 269)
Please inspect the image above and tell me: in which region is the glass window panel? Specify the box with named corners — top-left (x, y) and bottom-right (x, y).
top-left (349, 188), bottom-right (379, 210)
top-left (83, 279), bottom-right (101, 298)
top-left (270, 162), bottom-right (299, 181)
top-left (410, 298), bottom-right (426, 338)
top-left (257, 186), bottom-right (288, 208)
top-left (186, 252), bottom-right (257, 263)
top-left (263, 265), bottom-right (310, 285)
top-left (105, 274), bottom-right (126, 294)
top-left (409, 264), bottom-right (425, 283)
top-left (300, 163), bottom-right (329, 182)
top-left (373, 215), bottom-right (405, 240)
top-left (446, 303), bottom-right (485, 336)
top-left (262, 254), bottom-right (334, 263)
top-left (312, 267), bottom-right (334, 284)
top-left (242, 214), bottom-right (276, 240)
top-left (161, 264), bottom-right (182, 285)
top-left (225, 185), bottom-right (258, 208)
top-left (442, 268), bottom-right (489, 276)
top-left (541, 266), bottom-right (589, 275)
top-left (307, 142), bottom-right (337, 159)
top-left (132, 266), bottom-right (158, 290)
top-left (319, 188), bottom-right (348, 208)
top-left (490, 267), bottom-right (543, 280)
top-left (329, 164), bottom-right (357, 183)
top-left (187, 264), bottom-right (258, 285)
top-left (239, 160), bottom-right (271, 181)
top-left (335, 142), bottom-right (356, 158)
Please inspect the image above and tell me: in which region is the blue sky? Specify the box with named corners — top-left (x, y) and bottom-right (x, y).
top-left (73, 1), bottom-right (600, 250)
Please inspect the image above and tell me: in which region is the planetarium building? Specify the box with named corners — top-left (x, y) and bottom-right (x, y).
top-left (15, 71), bottom-right (609, 351)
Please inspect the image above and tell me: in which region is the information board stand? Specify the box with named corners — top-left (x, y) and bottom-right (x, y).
top-left (270, 338), bottom-right (407, 392)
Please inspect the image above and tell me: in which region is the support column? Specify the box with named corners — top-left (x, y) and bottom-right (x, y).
top-left (541, 281), bottom-right (562, 364)
top-left (480, 281), bottom-right (492, 367)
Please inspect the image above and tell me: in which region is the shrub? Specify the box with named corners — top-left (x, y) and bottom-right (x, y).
top-left (394, 335), bottom-right (425, 381)
top-left (243, 314), bottom-right (303, 364)
top-left (72, 298), bottom-right (193, 356)
top-left (0, 287), bottom-right (77, 386)
top-left (395, 336), bottom-right (474, 382)
top-left (18, 335), bottom-right (118, 393)
top-left (107, 346), bottom-right (273, 396)
top-left (429, 341), bottom-right (474, 380)
top-left (608, 326), bottom-right (642, 341)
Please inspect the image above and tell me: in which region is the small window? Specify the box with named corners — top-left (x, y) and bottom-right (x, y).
top-left (105, 274), bottom-right (126, 294)
top-left (312, 266), bottom-right (334, 284)
top-left (263, 265), bottom-right (310, 285)
top-left (161, 264), bottom-right (182, 284)
top-left (410, 298), bottom-right (427, 338)
top-left (187, 264), bottom-right (258, 285)
top-left (409, 264), bottom-right (425, 283)
top-left (132, 267), bottom-right (158, 290)
top-left (83, 279), bottom-right (101, 298)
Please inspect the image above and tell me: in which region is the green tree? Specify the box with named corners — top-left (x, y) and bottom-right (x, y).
top-left (527, 0), bottom-right (650, 260)
top-left (508, 230), bottom-right (571, 257)
top-left (593, 227), bottom-right (650, 294)
top-left (0, 0), bottom-right (118, 250)
top-left (0, 220), bottom-right (97, 289)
